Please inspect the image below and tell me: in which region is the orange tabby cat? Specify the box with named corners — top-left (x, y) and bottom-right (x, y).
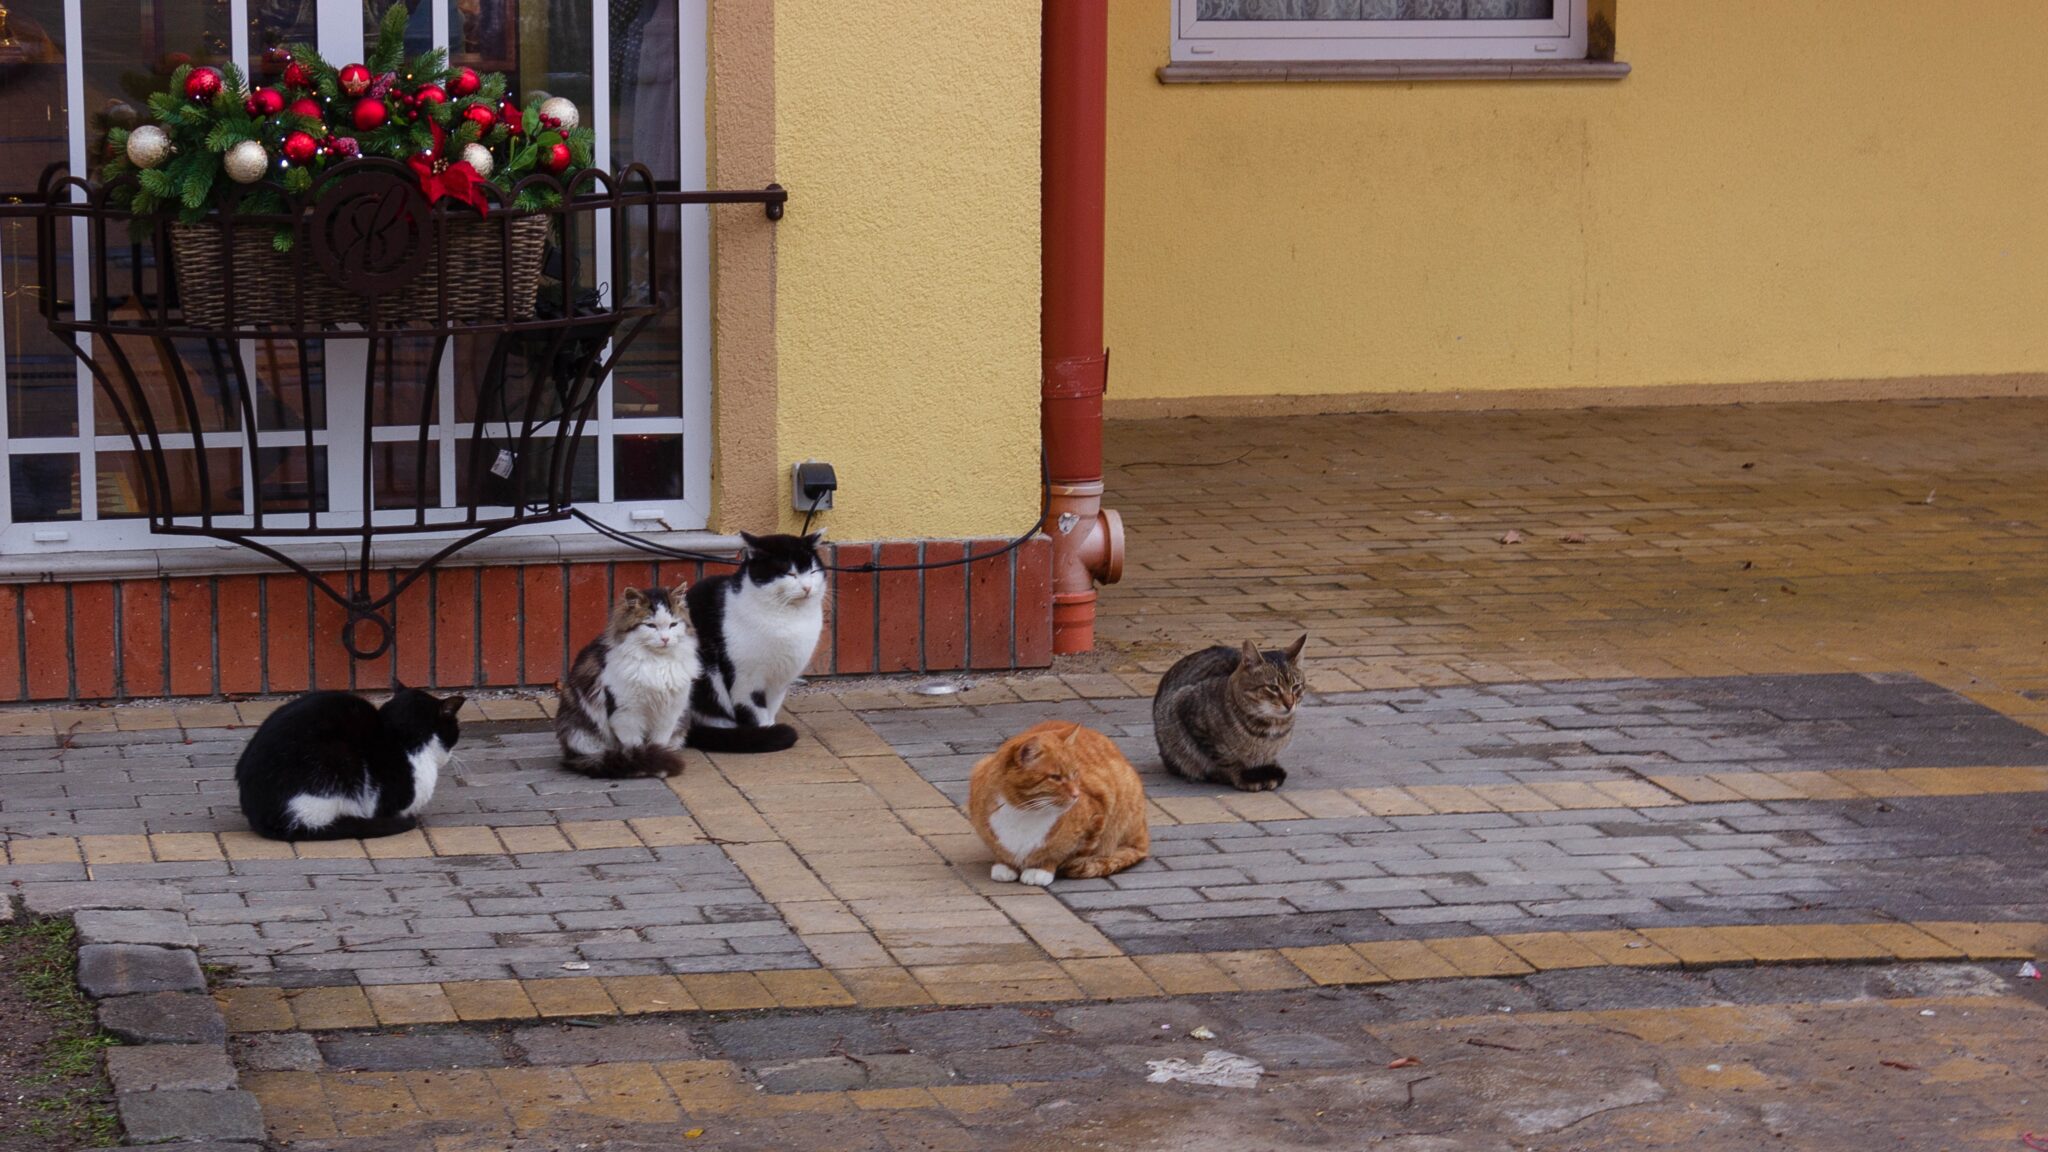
top-left (968, 720), bottom-right (1149, 885)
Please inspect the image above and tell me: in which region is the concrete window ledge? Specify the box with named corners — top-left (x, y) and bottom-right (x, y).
top-left (0, 530), bottom-right (743, 584)
top-left (1157, 59), bottom-right (1631, 84)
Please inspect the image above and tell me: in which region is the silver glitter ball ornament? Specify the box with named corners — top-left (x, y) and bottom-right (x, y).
top-left (125, 125), bottom-right (172, 169)
top-left (538, 96), bottom-right (579, 132)
top-left (223, 139), bottom-right (270, 184)
top-left (460, 142), bottom-right (494, 179)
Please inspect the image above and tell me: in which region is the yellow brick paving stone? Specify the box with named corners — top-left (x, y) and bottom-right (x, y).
top-left (521, 976), bottom-right (617, 1018)
top-left (493, 824), bottom-right (573, 854)
top-left (1424, 935), bottom-right (1536, 978)
top-left (1776, 922), bottom-right (1895, 962)
top-left (1353, 939), bottom-right (1464, 981)
top-left (292, 837), bottom-right (368, 860)
top-left (800, 931), bottom-right (895, 968)
top-left (80, 834), bottom-right (152, 865)
top-left (1850, 922), bottom-right (1965, 961)
top-left (1526, 780), bottom-right (1619, 810)
top-left (1570, 930), bottom-right (1682, 968)
top-left (216, 986), bottom-right (294, 1032)
top-left (361, 827), bottom-right (433, 858)
top-left (626, 814), bottom-right (706, 846)
top-left (680, 971), bottom-right (780, 1011)
top-left (145, 831), bottom-right (224, 861)
top-left (653, 1059), bottom-right (758, 1113)
top-left (758, 967), bottom-right (857, 1008)
top-left (365, 983), bottom-right (459, 1025)
top-left (1209, 948), bottom-right (1316, 990)
top-left (285, 985), bottom-right (379, 1030)
top-left (1059, 956), bottom-right (1167, 999)
top-left (3, 835), bottom-right (80, 864)
top-left (422, 825), bottom-right (503, 857)
top-left (558, 818), bottom-right (642, 849)
top-left (1702, 924), bottom-right (1829, 964)
top-left (1345, 787), bottom-right (1433, 816)
top-left (837, 965), bottom-right (938, 1008)
top-left (1646, 774), bottom-right (1747, 803)
top-left (1914, 921), bottom-right (2040, 960)
top-left (1281, 943), bottom-right (1390, 986)
top-left (1131, 952), bottom-right (1238, 995)
top-left (441, 978), bottom-right (541, 1021)
top-left (1637, 926), bottom-right (1756, 968)
top-left (1493, 931), bottom-right (1609, 971)
top-left (570, 1062), bottom-right (681, 1123)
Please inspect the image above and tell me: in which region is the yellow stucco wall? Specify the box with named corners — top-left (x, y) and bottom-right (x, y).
top-left (1106, 1), bottom-right (2048, 403)
top-left (771, 2), bottom-right (1042, 539)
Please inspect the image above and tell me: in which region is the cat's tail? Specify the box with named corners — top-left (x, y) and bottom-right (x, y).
top-left (686, 723), bottom-right (800, 754)
top-left (561, 745), bottom-right (687, 779)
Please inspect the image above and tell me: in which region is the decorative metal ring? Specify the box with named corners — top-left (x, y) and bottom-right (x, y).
top-left (341, 606), bottom-right (395, 661)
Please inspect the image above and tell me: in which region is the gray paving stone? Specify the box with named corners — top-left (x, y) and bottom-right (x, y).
top-left (77, 944), bottom-right (205, 998)
top-left (320, 1030), bottom-right (511, 1071)
top-left (74, 909), bottom-right (198, 949)
top-left (19, 882), bottom-right (184, 915)
top-left (98, 993), bottom-right (228, 1045)
top-left (104, 1044), bottom-right (237, 1092)
top-left (234, 1032), bottom-right (324, 1072)
top-left (115, 1090), bottom-right (266, 1143)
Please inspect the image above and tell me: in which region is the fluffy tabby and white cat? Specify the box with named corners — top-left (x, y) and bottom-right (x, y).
top-left (554, 584), bottom-right (701, 778)
top-left (685, 532), bottom-right (827, 754)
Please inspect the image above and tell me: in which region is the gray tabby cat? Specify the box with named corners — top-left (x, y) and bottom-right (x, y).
top-left (1151, 635), bottom-right (1307, 792)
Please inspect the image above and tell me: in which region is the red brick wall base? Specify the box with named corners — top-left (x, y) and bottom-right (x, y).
top-left (0, 537), bottom-right (1053, 702)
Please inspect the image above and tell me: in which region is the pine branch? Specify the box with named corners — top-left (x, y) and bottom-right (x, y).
top-left (368, 2), bottom-right (409, 75)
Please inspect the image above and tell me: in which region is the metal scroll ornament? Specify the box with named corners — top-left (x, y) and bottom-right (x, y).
top-left (310, 167), bottom-right (435, 297)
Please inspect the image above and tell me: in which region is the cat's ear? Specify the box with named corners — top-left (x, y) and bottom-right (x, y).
top-left (738, 531), bottom-right (763, 553)
top-left (669, 581), bottom-right (689, 603)
top-left (1016, 736), bottom-right (1043, 765)
top-left (618, 586), bottom-right (646, 608)
top-left (1284, 634), bottom-right (1308, 662)
top-left (803, 530), bottom-right (825, 547)
top-left (1240, 638), bottom-right (1263, 666)
top-left (438, 695), bottom-right (466, 720)
top-left (1063, 724), bottom-right (1082, 746)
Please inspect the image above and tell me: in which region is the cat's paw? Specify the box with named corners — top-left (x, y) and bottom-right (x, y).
top-left (989, 863), bottom-right (1019, 883)
top-left (1019, 868), bottom-right (1055, 887)
top-left (1236, 765), bottom-right (1287, 792)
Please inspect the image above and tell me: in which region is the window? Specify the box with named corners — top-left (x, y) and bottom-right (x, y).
top-left (1171, 0), bottom-right (1587, 62)
top-left (0, 0), bottom-right (711, 556)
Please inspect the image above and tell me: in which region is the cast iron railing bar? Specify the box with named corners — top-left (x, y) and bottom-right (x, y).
top-left (296, 337), bottom-right (319, 531)
top-left (411, 333), bottom-right (450, 528)
top-left (221, 335), bottom-right (265, 529)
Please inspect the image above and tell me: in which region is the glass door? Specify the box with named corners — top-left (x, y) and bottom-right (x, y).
top-left (0, 0), bottom-right (710, 554)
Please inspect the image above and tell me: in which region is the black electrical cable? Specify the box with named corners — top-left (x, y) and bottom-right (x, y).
top-left (568, 449), bottom-right (1052, 575)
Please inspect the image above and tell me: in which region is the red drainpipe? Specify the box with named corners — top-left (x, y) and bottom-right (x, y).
top-left (1042, 0), bottom-right (1123, 655)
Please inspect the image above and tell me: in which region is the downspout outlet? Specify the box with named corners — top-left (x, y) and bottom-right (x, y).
top-left (1047, 480), bottom-right (1124, 652)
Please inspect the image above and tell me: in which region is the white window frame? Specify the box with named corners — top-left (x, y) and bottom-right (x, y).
top-left (0, 0), bottom-right (714, 556)
top-left (1170, 0), bottom-right (1586, 63)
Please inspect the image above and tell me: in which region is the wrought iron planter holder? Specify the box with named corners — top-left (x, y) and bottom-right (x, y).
top-left (6, 158), bottom-right (785, 658)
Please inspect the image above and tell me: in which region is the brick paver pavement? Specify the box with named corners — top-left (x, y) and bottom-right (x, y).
top-left (3, 398), bottom-right (2047, 1149)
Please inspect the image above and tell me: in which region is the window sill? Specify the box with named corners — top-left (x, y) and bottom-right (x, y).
top-left (1157, 59), bottom-right (1630, 84)
top-left (0, 529), bottom-right (741, 584)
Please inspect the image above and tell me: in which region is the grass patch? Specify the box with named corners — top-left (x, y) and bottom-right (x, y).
top-left (0, 908), bottom-right (119, 1148)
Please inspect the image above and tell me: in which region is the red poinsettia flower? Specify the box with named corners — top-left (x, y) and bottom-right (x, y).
top-left (408, 121), bottom-right (487, 213)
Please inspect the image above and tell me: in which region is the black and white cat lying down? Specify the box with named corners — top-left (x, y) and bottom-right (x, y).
top-left (236, 687), bottom-right (464, 841)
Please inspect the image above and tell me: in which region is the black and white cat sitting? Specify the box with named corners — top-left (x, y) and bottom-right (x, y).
top-left (554, 584), bottom-right (701, 778)
top-left (685, 532), bottom-right (827, 754)
top-left (235, 687), bottom-right (464, 841)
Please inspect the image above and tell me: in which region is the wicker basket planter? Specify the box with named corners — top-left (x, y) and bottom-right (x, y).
top-left (169, 214), bottom-right (550, 329)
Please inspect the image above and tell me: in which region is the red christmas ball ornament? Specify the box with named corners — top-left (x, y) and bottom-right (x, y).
top-left (184, 67), bottom-right (224, 102)
top-left (244, 87), bottom-right (286, 117)
top-left (541, 136), bottom-right (572, 175)
top-left (339, 63), bottom-right (371, 97)
top-left (266, 45), bottom-right (291, 64)
top-left (162, 51), bottom-right (192, 73)
top-left (282, 130), bottom-right (318, 165)
top-left (414, 84), bottom-right (447, 106)
top-left (499, 100), bottom-right (523, 135)
top-left (449, 67), bottom-right (480, 98)
top-left (351, 97), bottom-right (388, 131)
top-left (462, 103), bottom-right (496, 131)
top-left (283, 60), bottom-right (313, 90)
top-left (288, 97), bottom-right (322, 120)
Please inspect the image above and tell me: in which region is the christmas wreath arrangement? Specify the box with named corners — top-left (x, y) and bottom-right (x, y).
top-left (95, 3), bottom-right (597, 327)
